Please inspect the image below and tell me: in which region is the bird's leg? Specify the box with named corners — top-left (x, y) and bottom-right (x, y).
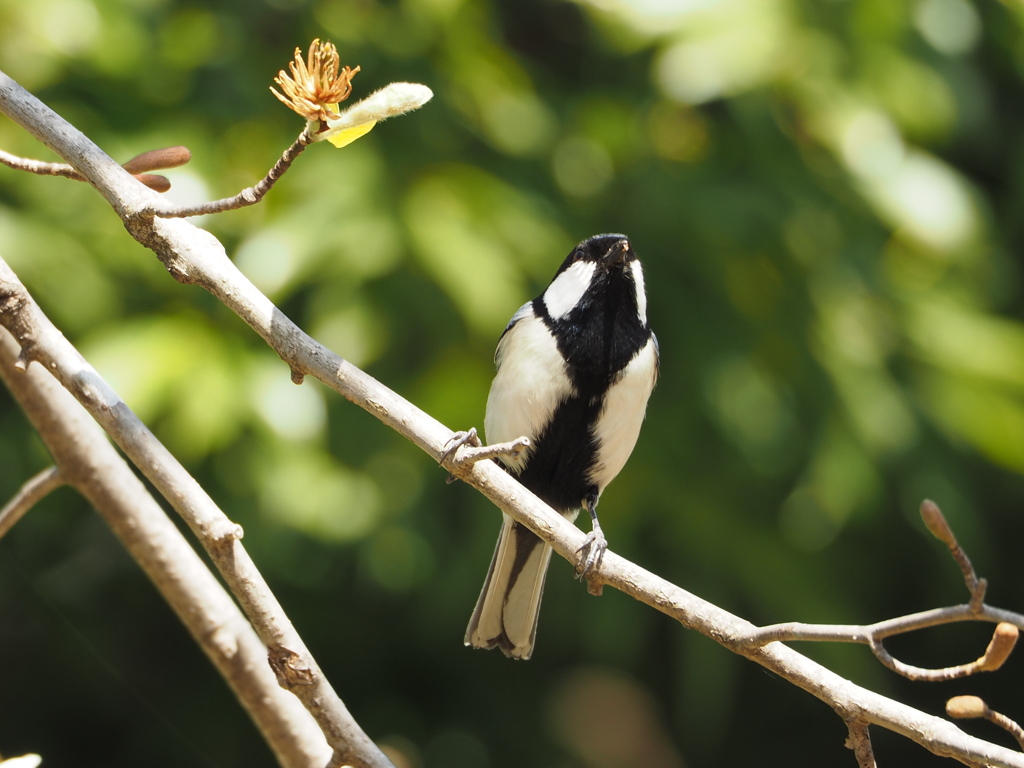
top-left (439, 429), bottom-right (531, 483)
top-left (576, 492), bottom-right (608, 588)
top-left (439, 428), bottom-right (482, 483)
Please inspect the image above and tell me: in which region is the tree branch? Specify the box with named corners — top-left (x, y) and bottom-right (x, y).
top-left (921, 498), bottom-right (988, 610)
top-left (738, 501), bottom-right (1022, 683)
top-left (0, 148), bottom-right (83, 179)
top-left (0, 258), bottom-right (393, 768)
top-left (144, 131), bottom-right (313, 218)
top-left (0, 465), bottom-right (63, 540)
top-left (844, 720), bottom-right (877, 768)
top-left (0, 145), bottom-right (188, 193)
top-left (948, 696), bottom-right (1024, 752)
top-left (0, 329), bottom-right (331, 768)
top-left (4, 66), bottom-right (1024, 767)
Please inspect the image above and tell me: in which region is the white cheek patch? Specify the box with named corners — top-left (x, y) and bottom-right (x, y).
top-left (542, 261), bottom-right (596, 320)
top-left (631, 260), bottom-right (647, 326)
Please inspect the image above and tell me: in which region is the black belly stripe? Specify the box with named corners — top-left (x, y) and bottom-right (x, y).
top-left (515, 392), bottom-right (603, 513)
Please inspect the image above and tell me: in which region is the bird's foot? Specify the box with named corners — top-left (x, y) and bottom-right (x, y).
top-left (439, 428), bottom-right (482, 483)
top-left (575, 527), bottom-right (607, 594)
top-left (440, 430), bottom-right (531, 483)
top-left (440, 428), bottom-right (482, 464)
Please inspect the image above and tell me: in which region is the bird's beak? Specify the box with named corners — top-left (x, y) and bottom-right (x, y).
top-left (604, 239), bottom-right (631, 268)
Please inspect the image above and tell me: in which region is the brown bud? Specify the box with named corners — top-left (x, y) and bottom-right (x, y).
top-left (133, 173), bottom-right (171, 193)
top-left (977, 623), bottom-right (1019, 672)
top-left (920, 499), bottom-right (956, 547)
top-left (121, 146), bottom-right (192, 174)
top-left (947, 695), bottom-right (988, 719)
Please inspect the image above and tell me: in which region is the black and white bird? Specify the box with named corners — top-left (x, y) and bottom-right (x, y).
top-left (464, 233), bottom-right (658, 660)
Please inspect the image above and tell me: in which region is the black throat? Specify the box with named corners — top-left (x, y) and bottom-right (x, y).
top-left (512, 263), bottom-right (651, 512)
top-left (533, 264), bottom-right (649, 396)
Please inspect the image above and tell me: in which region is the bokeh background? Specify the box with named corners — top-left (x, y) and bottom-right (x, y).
top-left (3, 0), bottom-right (1024, 765)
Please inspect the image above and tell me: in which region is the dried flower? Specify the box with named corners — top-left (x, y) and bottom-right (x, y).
top-left (271, 39), bottom-right (359, 123)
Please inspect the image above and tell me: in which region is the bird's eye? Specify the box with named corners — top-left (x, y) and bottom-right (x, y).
top-left (573, 248), bottom-right (585, 262)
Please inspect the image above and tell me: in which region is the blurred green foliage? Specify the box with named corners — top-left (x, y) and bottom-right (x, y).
top-left (3, 0), bottom-right (1024, 765)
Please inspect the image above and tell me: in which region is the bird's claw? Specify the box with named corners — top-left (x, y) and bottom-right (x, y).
top-left (575, 528), bottom-right (608, 580)
top-left (440, 428), bottom-right (482, 482)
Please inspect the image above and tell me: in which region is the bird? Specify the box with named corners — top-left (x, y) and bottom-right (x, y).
top-left (461, 233), bottom-right (658, 660)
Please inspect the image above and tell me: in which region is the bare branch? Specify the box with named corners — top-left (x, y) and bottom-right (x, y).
top-left (948, 696), bottom-right (1024, 752)
top-left (0, 147), bottom-right (83, 180)
top-left (5, 67), bottom-right (1024, 768)
top-left (147, 130), bottom-right (313, 218)
top-left (0, 329), bottom-right (331, 768)
top-left (0, 258), bottom-right (393, 768)
top-left (868, 623), bottom-right (1018, 682)
top-left (921, 499), bottom-right (988, 610)
top-left (0, 465), bottom-right (63, 540)
top-left (739, 504), bottom-right (1022, 683)
top-left (844, 720), bottom-right (877, 768)
top-left (0, 145), bottom-right (189, 193)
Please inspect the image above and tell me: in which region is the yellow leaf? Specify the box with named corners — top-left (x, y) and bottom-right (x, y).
top-left (326, 121), bottom-right (377, 148)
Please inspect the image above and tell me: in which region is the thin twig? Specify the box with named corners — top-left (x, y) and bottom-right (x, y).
top-left (742, 608), bottom-right (1024, 682)
top-left (870, 622), bottom-right (1019, 681)
top-left (0, 146), bottom-right (188, 193)
top-left (146, 130), bottom-right (312, 218)
top-left (948, 696), bottom-right (1024, 751)
top-left (989, 709), bottom-right (1024, 752)
top-left (921, 499), bottom-right (988, 610)
top-left (0, 148), bottom-right (83, 179)
top-left (746, 603), bottom-right (1024, 647)
top-left (844, 719), bottom-right (877, 768)
top-left (0, 465), bottom-right (63, 540)
top-left (739, 503), bottom-right (1021, 682)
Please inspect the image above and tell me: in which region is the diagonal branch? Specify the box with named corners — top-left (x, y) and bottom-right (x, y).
top-left (0, 465), bottom-right (63, 540)
top-left (0, 258), bottom-right (393, 768)
top-left (0, 329), bottom-right (331, 768)
top-left (4, 66), bottom-right (1024, 768)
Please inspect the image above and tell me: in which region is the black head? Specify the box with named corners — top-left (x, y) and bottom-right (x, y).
top-left (538, 233), bottom-right (647, 327)
top-left (554, 233), bottom-right (635, 276)
top-left (531, 233), bottom-right (651, 396)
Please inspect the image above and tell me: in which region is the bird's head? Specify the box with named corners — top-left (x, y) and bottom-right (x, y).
top-left (541, 234), bottom-right (646, 325)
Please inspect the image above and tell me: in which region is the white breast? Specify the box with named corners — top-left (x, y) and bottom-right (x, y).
top-left (587, 336), bottom-right (659, 493)
top-left (484, 306), bottom-right (574, 472)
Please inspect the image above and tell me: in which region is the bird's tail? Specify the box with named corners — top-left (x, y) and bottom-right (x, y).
top-left (465, 513), bottom-right (554, 660)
